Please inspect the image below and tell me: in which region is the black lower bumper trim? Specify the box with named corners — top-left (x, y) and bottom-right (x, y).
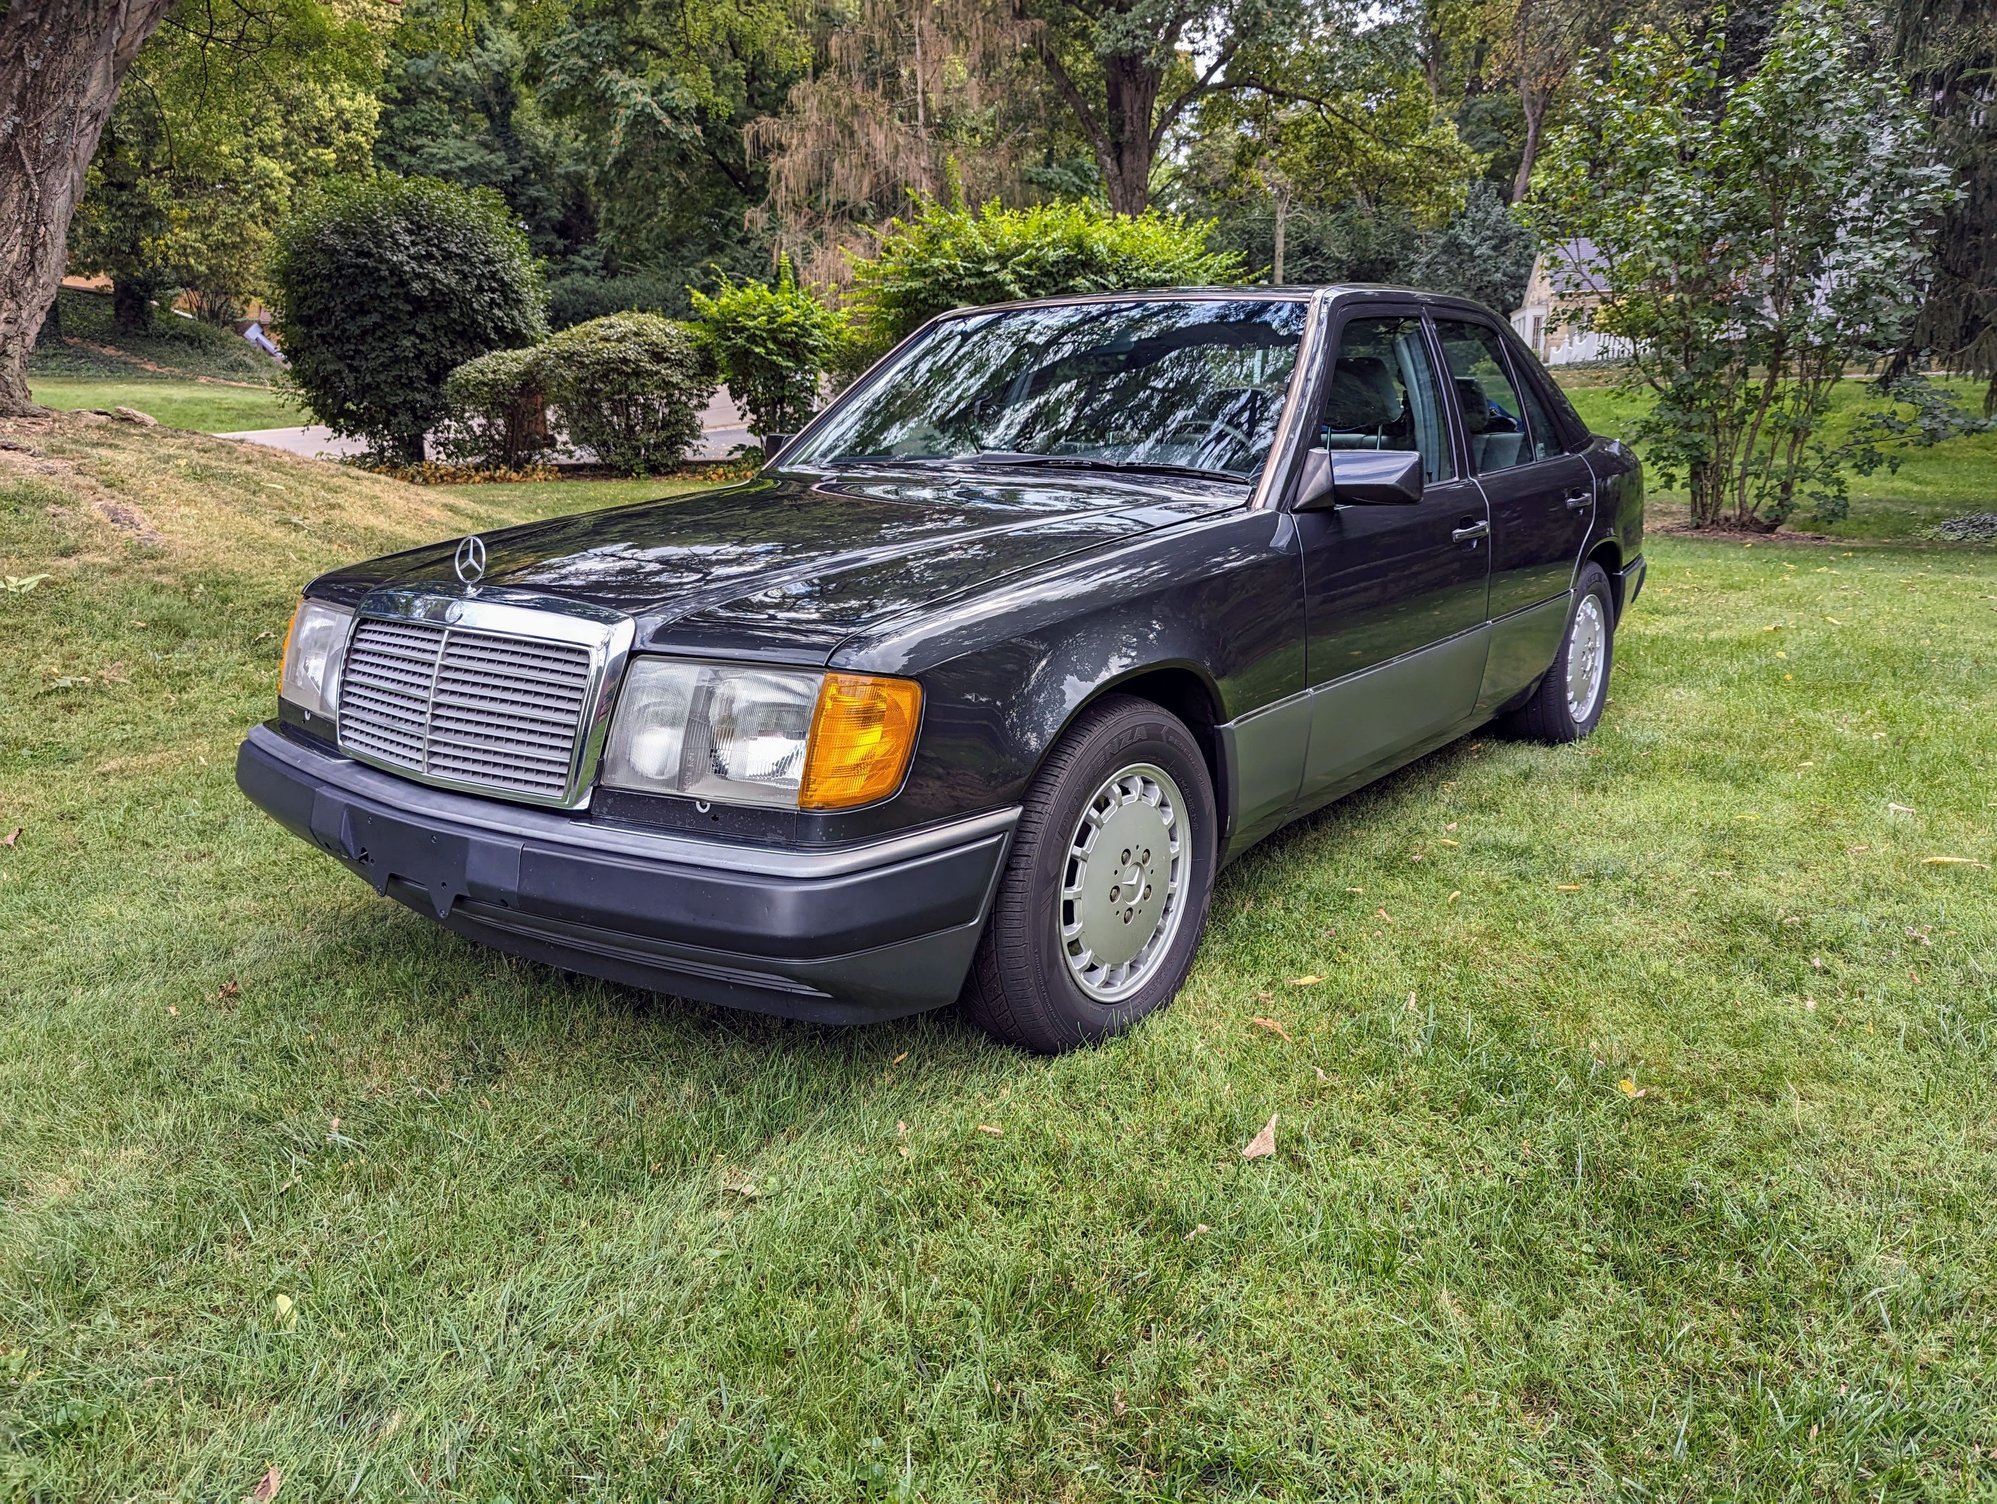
top-left (237, 725), bottom-right (1016, 1022)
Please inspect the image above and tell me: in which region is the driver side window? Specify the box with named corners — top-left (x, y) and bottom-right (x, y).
top-left (1318, 316), bottom-right (1455, 484)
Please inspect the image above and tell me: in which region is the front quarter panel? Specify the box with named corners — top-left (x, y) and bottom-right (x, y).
top-left (829, 508), bottom-right (1308, 841)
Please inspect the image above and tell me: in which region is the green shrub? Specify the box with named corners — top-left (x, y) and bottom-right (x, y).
top-left (439, 346), bottom-right (551, 470)
top-left (539, 313), bottom-right (713, 475)
top-left (847, 198), bottom-right (1246, 355)
top-left (688, 259), bottom-right (848, 440)
top-left (269, 175), bottom-right (545, 462)
top-left (545, 267), bottom-right (686, 331)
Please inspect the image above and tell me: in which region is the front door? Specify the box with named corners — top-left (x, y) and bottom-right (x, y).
top-left (1431, 316), bottom-right (1598, 711)
top-left (1293, 310), bottom-right (1492, 804)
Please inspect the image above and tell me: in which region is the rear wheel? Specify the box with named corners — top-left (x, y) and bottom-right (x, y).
top-left (1503, 561), bottom-right (1615, 743)
top-left (965, 695), bottom-right (1217, 1052)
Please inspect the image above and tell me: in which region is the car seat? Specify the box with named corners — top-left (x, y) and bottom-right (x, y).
top-left (1320, 356), bottom-right (1406, 451)
top-left (1455, 377), bottom-right (1524, 472)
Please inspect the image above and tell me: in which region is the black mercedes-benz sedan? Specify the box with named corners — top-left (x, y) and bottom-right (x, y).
top-left (238, 287), bottom-right (1645, 1051)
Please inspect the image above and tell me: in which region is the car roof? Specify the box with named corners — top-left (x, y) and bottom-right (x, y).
top-left (940, 286), bottom-right (1506, 319)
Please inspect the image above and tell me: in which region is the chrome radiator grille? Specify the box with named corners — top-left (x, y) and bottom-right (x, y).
top-left (337, 617), bottom-right (597, 801)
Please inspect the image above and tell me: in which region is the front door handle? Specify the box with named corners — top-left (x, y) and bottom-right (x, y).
top-left (1452, 519), bottom-right (1490, 543)
top-left (1563, 488), bottom-right (1593, 510)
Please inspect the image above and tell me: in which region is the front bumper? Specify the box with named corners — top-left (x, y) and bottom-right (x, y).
top-left (236, 724), bottom-right (1016, 1023)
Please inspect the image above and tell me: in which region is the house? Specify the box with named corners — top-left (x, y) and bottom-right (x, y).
top-left (1511, 239), bottom-right (1632, 366)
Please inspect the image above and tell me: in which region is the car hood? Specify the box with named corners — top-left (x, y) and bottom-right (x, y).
top-left (316, 467), bottom-right (1246, 660)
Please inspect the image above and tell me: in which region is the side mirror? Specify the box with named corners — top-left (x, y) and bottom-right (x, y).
top-left (761, 432), bottom-right (796, 464)
top-left (1293, 448), bottom-right (1426, 511)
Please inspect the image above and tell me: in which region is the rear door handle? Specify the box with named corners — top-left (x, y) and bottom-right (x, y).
top-left (1452, 519), bottom-right (1490, 543)
top-left (1563, 488), bottom-right (1593, 510)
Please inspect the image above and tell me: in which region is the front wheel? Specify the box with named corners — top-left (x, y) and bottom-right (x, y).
top-left (965, 695), bottom-right (1217, 1052)
top-left (1503, 561), bottom-right (1616, 743)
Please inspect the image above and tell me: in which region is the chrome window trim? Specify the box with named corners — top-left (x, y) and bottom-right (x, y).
top-left (338, 584), bottom-right (637, 812)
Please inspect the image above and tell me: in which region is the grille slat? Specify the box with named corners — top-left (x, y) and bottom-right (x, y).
top-left (337, 616), bottom-right (599, 802)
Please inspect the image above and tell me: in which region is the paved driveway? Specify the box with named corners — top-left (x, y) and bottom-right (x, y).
top-left (218, 389), bottom-right (753, 464)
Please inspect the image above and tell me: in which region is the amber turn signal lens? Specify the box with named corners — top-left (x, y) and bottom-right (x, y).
top-left (279, 601), bottom-right (302, 690)
top-left (798, 673), bottom-right (922, 810)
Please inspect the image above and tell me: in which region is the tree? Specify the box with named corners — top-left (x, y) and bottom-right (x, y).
top-left (690, 259), bottom-right (849, 441)
top-left (746, 0), bottom-right (1045, 288)
top-left (1887, 0), bottom-right (1997, 411)
top-left (1411, 180), bottom-right (1536, 310)
top-left (1528, 0), bottom-right (1957, 529)
top-left (1176, 7), bottom-right (1484, 277)
top-left (66, 0), bottom-right (385, 330)
top-left (269, 175), bottom-right (546, 462)
top-left (1016, 0), bottom-right (1297, 215)
top-left (0, 0), bottom-right (180, 413)
top-left (532, 0), bottom-right (805, 286)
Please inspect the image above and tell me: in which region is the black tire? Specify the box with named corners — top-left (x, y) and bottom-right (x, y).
top-left (965, 694), bottom-right (1218, 1053)
top-left (1502, 561), bottom-right (1616, 743)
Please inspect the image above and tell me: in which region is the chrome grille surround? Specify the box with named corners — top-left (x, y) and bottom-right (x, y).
top-left (335, 587), bottom-right (635, 810)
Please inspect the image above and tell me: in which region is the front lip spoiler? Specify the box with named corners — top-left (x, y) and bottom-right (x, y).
top-left (235, 724), bottom-right (1018, 1023)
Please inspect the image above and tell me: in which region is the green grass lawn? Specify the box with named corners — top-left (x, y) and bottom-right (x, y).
top-left (3, 416), bottom-right (1995, 1500)
top-left (26, 375), bottom-right (304, 435)
top-left (1561, 376), bottom-right (1997, 543)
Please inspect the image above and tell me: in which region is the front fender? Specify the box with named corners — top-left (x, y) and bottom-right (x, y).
top-left (830, 509), bottom-right (1308, 837)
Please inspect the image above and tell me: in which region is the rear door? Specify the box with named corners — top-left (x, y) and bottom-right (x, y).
top-left (1431, 314), bottom-right (1596, 711)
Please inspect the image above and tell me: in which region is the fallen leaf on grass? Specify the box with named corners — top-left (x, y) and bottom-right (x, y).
top-left (1184, 1224), bottom-right (1210, 1241)
top-left (1312, 1066), bottom-right (1328, 1082)
top-left (1887, 802), bottom-right (1916, 816)
top-left (720, 1167), bottom-right (760, 1198)
top-left (1286, 975), bottom-right (1322, 988)
top-left (976, 1124), bottom-right (1003, 1137)
top-left (1241, 1114), bottom-right (1278, 1160)
top-left (1922, 856), bottom-right (1988, 869)
top-left (1250, 1016), bottom-right (1293, 1041)
top-left (1447, 891), bottom-right (1461, 904)
top-left (1, 828), bottom-right (19, 848)
top-left (272, 1294), bottom-right (296, 1329)
top-left (890, 1051), bottom-right (908, 1064)
top-left (217, 980), bottom-right (240, 1001)
top-left (1617, 1078), bottom-right (1647, 1099)
top-left (1437, 838), bottom-right (1459, 848)
top-left (247, 1465), bottom-right (282, 1503)
top-left (1556, 883), bottom-right (1582, 892)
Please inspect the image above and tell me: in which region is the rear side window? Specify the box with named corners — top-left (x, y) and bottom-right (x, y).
top-left (1434, 319), bottom-right (1560, 473)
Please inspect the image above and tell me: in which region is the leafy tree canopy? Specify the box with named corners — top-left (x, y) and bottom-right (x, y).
top-left (67, 0), bottom-right (389, 325)
top-left (1529, 0), bottom-right (1957, 529)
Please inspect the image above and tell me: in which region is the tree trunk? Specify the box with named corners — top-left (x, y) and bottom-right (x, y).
top-left (112, 277), bottom-right (152, 333)
top-left (0, 0), bottom-right (176, 415)
top-left (1099, 56), bottom-right (1161, 216)
top-left (1511, 92), bottom-right (1548, 204)
top-left (1271, 186), bottom-right (1288, 286)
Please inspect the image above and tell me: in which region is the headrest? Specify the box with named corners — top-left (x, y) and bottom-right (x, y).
top-left (1455, 377), bottom-right (1494, 434)
top-left (1322, 356), bottom-right (1402, 432)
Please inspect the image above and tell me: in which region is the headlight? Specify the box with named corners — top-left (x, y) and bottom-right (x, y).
top-left (279, 599), bottom-right (352, 724)
top-left (602, 658), bottom-right (921, 811)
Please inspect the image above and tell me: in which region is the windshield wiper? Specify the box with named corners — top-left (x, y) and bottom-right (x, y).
top-left (963, 451), bottom-right (1247, 485)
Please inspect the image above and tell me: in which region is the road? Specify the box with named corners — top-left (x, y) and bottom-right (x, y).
top-left (217, 388), bottom-right (753, 464)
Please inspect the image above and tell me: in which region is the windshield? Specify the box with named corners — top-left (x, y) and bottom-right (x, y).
top-left (791, 298), bottom-right (1310, 481)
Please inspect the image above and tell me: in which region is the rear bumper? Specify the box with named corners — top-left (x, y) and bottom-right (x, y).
top-left (235, 724), bottom-right (1016, 1023)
